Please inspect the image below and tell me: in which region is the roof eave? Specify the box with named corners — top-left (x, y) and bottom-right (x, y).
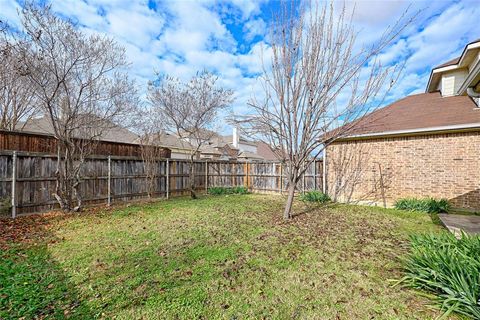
top-left (335, 122), bottom-right (480, 141)
top-left (426, 39), bottom-right (480, 93)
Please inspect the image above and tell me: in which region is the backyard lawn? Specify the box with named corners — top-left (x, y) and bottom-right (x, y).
top-left (0, 194), bottom-right (451, 319)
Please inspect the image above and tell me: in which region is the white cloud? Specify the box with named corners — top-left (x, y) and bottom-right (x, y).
top-left (227, 0), bottom-right (266, 19)
top-left (51, 0), bottom-right (105, 28)
top-left (237, 41), bottom-right (271, 75)
top-left (106, 8), bottom-right (164, 47)
top-left (343, 0), bottom-right (411, 26)
top-left (349, 0), bottom-right (480, 103)
top-left (0, 0), bottom-right (21, 27)
top-left (404, 1), bottom-right (480, 73)
top-left (2, 0), bottom-right (480, 133)
top-left (243, 17), bottom-right (266, 41)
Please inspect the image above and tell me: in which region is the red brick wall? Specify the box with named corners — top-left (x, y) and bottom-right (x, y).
top-left (326, 131), bottom-right (480, 210)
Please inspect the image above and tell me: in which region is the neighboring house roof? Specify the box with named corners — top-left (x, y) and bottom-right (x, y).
top-left (180, 128), bottom-right (220, 145)
top-left (222, 134), bottom-right (257, 146)
top-left (147, 132), bottom-right (194, 152)
top-left (20, 116), bottom-right (140, 144)
top-left (199, 145), bottom-right (222, 155)
top-left (256, 141), bottom-right (281, 161)
top-left (238, 151), bottom-right (264, 160)
top-left (206, 136), bottom-right (233, 149)
top-left (338, 92), bottom-right (480, 139)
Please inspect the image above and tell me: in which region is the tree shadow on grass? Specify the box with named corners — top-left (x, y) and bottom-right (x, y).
top-left (0, 215), bottom-right (95, 319)
top-left (290, 202), bottom-right (335, 219)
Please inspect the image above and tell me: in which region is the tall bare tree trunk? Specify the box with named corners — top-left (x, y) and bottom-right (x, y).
top-left (189, 156), bottom-right (197, 199)
top-left (53, 143), bottom-right (67, 211)
top-left (284, 182), bottom-right (296, 219)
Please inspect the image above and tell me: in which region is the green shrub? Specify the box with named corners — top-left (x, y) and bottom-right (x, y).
top-left (208, 187), bottom-right (228, 195)
top-left (394, 197), bottom-right (450, 213)
top-left (0, 197), bottom-right (11, 216)
top-left (300, 191), bottom-right (330, 203)
top-left (208, 186), bottom-right (249, 195)
top-left (231, 186), bottom-right (248, 194)
top-left (396, 233), bottom-right (480, 319)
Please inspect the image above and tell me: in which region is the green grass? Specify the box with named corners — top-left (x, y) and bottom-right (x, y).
top-left (0, 195), bottom-right (454, 319)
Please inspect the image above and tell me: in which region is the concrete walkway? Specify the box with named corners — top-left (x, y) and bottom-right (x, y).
top-left (438, 214), bottom-right (480, 236)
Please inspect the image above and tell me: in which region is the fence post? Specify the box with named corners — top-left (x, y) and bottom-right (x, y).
top-left (246, 162), bottom-right (250, 191)
top-left (313, 160), bottom-right (317, 191)
top-left (166, 159), bottom-right (170, 199)
top-left (302, 162), bottom-right (306, 194)
top-left (280, 163), bottom-right (283, 195)
top-left (323, 149), bottom-right (327, 194)
top-left (107, 155), bottom-right (111, 206)
top-left (11, 151), bottom-right (17, 219)
top-left (205, 160), bottom-right (208, 194)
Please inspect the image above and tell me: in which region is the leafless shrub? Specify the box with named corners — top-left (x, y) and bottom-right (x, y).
top-left (148, 71), bottom-right (234, 199)
top-left (6, 3), bottom-right (138, 211)
top-left (135, 107), bottom-right (166, 198)
top-left (0, 27), bottom-right (37, 130)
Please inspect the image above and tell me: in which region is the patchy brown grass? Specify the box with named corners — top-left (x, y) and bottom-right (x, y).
top-left (1, 194), bottom-right (453, 319)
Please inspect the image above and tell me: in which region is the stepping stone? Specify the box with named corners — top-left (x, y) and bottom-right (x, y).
top-left (438, 214), bottom-right (480, 236)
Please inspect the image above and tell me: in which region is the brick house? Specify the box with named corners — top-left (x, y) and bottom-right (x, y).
top-left (325, 39), bottom-right (480, 211)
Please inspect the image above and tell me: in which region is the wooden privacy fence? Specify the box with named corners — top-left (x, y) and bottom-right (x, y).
top-left (0, 151), bottom-right (323, 216)
top-left (0, 130), bottom-right (171, 157)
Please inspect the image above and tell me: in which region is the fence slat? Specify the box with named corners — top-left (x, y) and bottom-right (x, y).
top-left (11, 151), bottom-right (16, 218)
top-left (107, 155), bottom-right (111, 206)
top-left (166, 159), bottom-right (170, 199)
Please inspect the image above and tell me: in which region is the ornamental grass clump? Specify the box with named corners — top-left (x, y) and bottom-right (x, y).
top-left (300, 191), bottom-right (331, 203)
top-left (394, 198), bottom-right (450, 213)
top-left (396, 233), bottom-right (480, 319)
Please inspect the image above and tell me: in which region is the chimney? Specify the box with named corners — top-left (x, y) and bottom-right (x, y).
top-left (232, 126), bottom-right (239, 148)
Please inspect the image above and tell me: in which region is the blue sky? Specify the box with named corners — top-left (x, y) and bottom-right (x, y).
top-left (1, 0), bottom-right (479, 133)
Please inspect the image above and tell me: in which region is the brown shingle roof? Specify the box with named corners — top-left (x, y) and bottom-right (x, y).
top-left (256, 141), bottom-right (281, 161)
top-left (147, 132), bottom-right (194, 150)
top-left (434, 56), bottom-right (460, 69)
top-left (20, 116), bottom-right (140, 144)
top-left (238, 151), bottom-right (264, 160)
top-left (342, 92), bottom-right (480, 137)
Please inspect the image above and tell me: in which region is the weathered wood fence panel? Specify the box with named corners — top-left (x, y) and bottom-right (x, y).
top-left (0, 151), bottom-right (323, 216)
top-left (0, 130), bottom-right (171, 158)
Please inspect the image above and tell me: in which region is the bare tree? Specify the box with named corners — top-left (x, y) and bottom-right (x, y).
top-left (7, 3), bottom-right (138, 211)
top-left (0, 30), bottom-right (37, 130)
top-left (135, 107), bottom-right (166, 198)
top-left (237, 1), bottom-right (413, 219)
top-left (148, 71), bottom-right (234, 199)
